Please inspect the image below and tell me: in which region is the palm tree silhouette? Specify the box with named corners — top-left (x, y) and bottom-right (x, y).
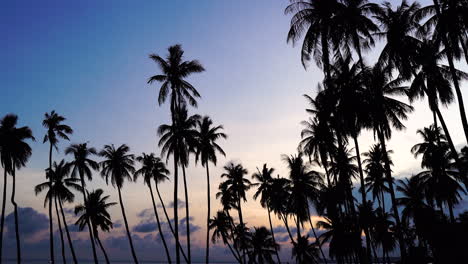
top-left (372, 208), bottom-right (396, 263)
top-left (363, 144), bottom-right (392, 212)
top-left (0, 114), bottom-right (34, 263)
top-left (42, 110), bottom-right (73, 264)
top-left (99, 144), bottom-right (139, 263)
top-left (252, 164), bottom-right (281, 263)
top-left (291, 235), bottom-right (320, 264)
top-left (65, 143), bottom-right (100, 262)
top-left (134, 153), bottom-right (172, 263)
top-left (35, 160), bottom-right (80, 264)
top-left (194, 116), bottom-right (227, 264)
top-left (209, 211), bottom-right (242, 263)
top-left (75, 189), bottom-right (117, 264)
top-left (158, 106), bottom-right (200, 263)
top-left (247, 226), bottom-right (280, 264)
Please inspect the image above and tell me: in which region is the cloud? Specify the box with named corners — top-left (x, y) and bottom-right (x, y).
top-left (5, 207), bottom-right (48, 239)
top-left (133, 221), bottom-right (157, 233)
top-left (163, 198), bottom-right (185, 209)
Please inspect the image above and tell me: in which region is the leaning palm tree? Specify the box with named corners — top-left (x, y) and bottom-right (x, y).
top-left (0, 114), bottom-right (34, 263)
top-left (285, 0), bottom-right (339, 79)
top-left (209, 211), bottom-right (241, 263)
top-left (194, 115), bottom-right (227, 264)
top-left (75, 189), bottom-right (117, 264)
top-left (42, 110), bottom-right (73, 263)
top-left (252, 164), bottom-right (281, 263)
top-left (248, 226), bottom-right (280, 264)
top-left (158, 106), bottom-right (200, 263)
top-left (65, 143), bottom-right (99, 262)
top-left (99, 144), bottom-right (139, 263)
top-left (134, 153), bottom-right (172, 263)
top-left (148, 44), bottom-right (205, 119)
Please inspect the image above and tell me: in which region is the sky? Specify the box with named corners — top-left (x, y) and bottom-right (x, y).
top-left (1, 0), bottom-right (468, 262)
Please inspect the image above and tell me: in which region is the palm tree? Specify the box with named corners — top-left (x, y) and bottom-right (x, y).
top-left (65, 143), bottom-right (99, 262)
top-left (35, 160), bottom-right (80, 264)
top-left (209, 211), bottom-right (242, 263)
top-left (148, 44), bottom-right (205, 119)
top-left (363, 144), bottom-right (392, 212)
top-left (285, 0), bottom-right (339, 80)
top-left (220, 162), bottom-right (252, 263)
top-left (158, 106), bottom-right (200, 263)
top-left (99, 144), bottom-right (139, 263)
top-left (291, 235), bottom-right (320, 264)
top-left (134, 153), bottom-right (172, 263)
top-left (372, 209), bottom-right (396, 263)
top-left (42, 110), bottom-right (73, 263)
top-left (75, 189), bottom-right (117, 264)
top-left (0, 114), bottom-right (34, 263)
top-left (194, 116), bottom-right (226, 264)
top-left (248, 227), bottom-right (280, 264)
top-left (252, 164), bottom-right (281, 263)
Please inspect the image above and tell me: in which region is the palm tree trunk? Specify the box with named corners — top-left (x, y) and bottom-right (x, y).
top-left (381, 191), bottom-right (386, 213)
top-left (94, 230), bottom-right (110, 264)
top-left (48, 143), bottom-right (55, 264)
top-left (79, 175), bottom-right (99, 264)
top-left (117, 187), bottom-right (139, 263)
top-left (155, 181), bottom-right (189, 262)
top-left (225, 238), bottom-right (242, 264)
top-left (282, 215), bottom-right (295, 244)
top-left (11, 166), bottom-right (21, 263)
top-left (448, 200), bottom-right (455, 223)
top-left (306, 206), bottom-right (327, 264)
top-left (148, 184), bottom-right (171, 263)
top-left (267, 207), bottom-right (281, 264)
top-left (58, 198), bottom-right (78, 264)
top-left (0, 169), bottom-right (8, 261)
top-left (173, 159), bottom-right (180, 264)
top-left (54, 197), bottom-right (67, 264)
top-left (181, 166), bottom-right (191, 263)
top-left (460, 39), bottom-right (468, 66)
top-left (321, 27), bottom-right (331, 83)
top-left (352, 134), bottom-right (373, 264)
top-left (205, 163), bottom-right (211, 264)
top-left (225, 210), bottom-right (243, 263)
top-left (434, 107), bottom-right (460, 162)
top-left (432, 0), bottom-right (468, 144)
top-left (377, 129), bottom-right (406, 260)
top-left (237, 199), bottom-right (247, 264)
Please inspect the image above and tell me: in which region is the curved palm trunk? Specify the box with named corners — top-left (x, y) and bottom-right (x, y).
top-left (148, 183), bottom-right (171, 263)
top-left (205, 163), bottom-right (211, 264)
top-left (225, 238), bottom-right (242, 264)
top-left (181, 166), bottom-right (191, 263)
top-left (352, 134), bottom-right (373, 264)
top-left (155, 181), bottom-right (189, 262)
top-left (117, 187), bottom-right (139, 263)
top-left (267, 207), bottom-right (281, 264)
top-left (173, 159), bottom-right (180, 264)
top-left (377, 129), bottom-right (406, 259)
top-left (54, 197), bottom-right (67, 264)
top-left (58, 198), bottom-right (78, 264)
top-left (79, 175), bottom-right (99, 264)
top-left (0, 169), bottom-right (8, 261)
top-left (225, 210), bottom-right (243, 262)
top-left (11, 166), bottom-right (21, 263)
top-left (306, 207), bottom-right (327, 264)
top-left (48, 143), bottom-right (55, 264)
top-left (94, 230), bottom-right (110, 264)
top-left (237, 199), bottom-right (247, 264)
top-left (281, 215), bottom-right (295, 245)
top-left (432, 0), bottom-right (468, 144)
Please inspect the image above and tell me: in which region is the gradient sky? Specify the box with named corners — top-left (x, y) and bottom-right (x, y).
top-left (1, 0), bottom-right (467, 262)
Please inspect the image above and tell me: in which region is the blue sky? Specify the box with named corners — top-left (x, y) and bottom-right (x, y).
top-left (1, 0), bottom-right (467, 262)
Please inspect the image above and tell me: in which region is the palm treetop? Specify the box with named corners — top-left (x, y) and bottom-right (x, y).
top-left (42, 110), bottom-right (73, 148)
top-left (99, 144), bottom-right (135, 189)
top-left (195, 116), bottom-right (227, 167)
top-left (65, 143), bottom-right (99, 181)
top-left (220, 162), bottom-right (252, 202)
top-left (251, 164), bottom-right (275, 208)
top-left (134, 152), bottom-right (170, 186)
top-left (0, 114), bottom-right (35, 171)
top-left (75, 189), bottom-right (117, 232)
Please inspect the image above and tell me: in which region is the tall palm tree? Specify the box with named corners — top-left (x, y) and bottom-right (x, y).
top-left (65, 143), bottom-right (99, 263)
top-left (158, 106), bottom-right (200, 263)
top-left (247, 226), bottom-right (280, 264)
top-left (42, 110), bottom-right (73, 263)
top-left (372, 209), bottom-right (396, 263)
top-left (209, 211), bottom-right (241, 263)
top-left (220, 162), bottom-right (252, 264)
top-left (35, 160), bottom-right (80, 264)
top-left (285, 0), bottom-right (339, 80)
top-left (0, 114), bottom-right (34, 263)
top-left (194, 115), bottom-right (226, 264)
top-left (148, 44), bottom-right (205, 120)
top-left (134, 153), bottom-right (171, 263)
top-left (291, 235), bottom-right (320, 264)
top-left (75, 189), bottom-right (117, 264)
top-left (99, 144), bottom-right (139, 263)
top-left (252, 164), bottom-right (281, 263)
top-left (363, 144), bottom-right (392, 212)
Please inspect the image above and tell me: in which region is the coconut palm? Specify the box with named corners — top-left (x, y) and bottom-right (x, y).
top-left (148, 44), bottom-right (205, 119)
top-left (0, 114), bottom-right (34, 263)
top-left (42, 110), bottom-right (73, 263)
top-left (396, 177), bottom-right (430, 235)
top-left (158, 106), bottom-right (200, 263)
top-left (372, 209), bottom-right (396, 263)
top-left (75, 189), bottom-right (117, 264)
top-left (252, 164), bottom-right (281, 263)
top-left (209, 211), bottom-right (242, 263)
top-left (35, 160), bottom-right (80, 264)
top-left (194, 116), bottom-right (226, 264)
top-left (134, 153), bottom-right (171, 263)
top-left (247, 226), bottom-right (280, 264)
top-left (291, 235), bottom-right (320, 264)
top-left (99, 144), bottom-right (139, 263)
top-left (285, 0), bottom-right (339, 79)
